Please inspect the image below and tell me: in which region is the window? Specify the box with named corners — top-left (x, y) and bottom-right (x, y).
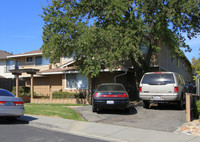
top-left (35, 56), bottom-right (49, 66)
top-left (171, 56), bottom-right (175, 64)
top-left (141, 74), bottom-right (175, 85)
top-left (26, 57), bottom-right (33, 63)
top-left (66, 74), bottom-right (88, 89)
top-left (6, 60), bottom-right (14, 72)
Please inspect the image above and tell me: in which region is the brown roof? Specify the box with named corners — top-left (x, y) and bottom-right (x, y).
top-left (14, 50), bottom-right (42, 56)
top-left (0, 50), bottom-right (12, 59)
top-left (39, 66), bottom-right (77, 74)
top-left (7, 50), bottom-right (42, 58)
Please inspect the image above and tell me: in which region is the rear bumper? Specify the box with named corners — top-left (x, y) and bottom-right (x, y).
top-left (93, 99), bottom-right (129, 110)
top-left (0, 108), bottom-right (24, 117)
top-left (139, 94), bottom-right (179, 102)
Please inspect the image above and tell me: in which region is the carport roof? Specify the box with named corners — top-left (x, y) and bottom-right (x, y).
top-left (38, 66), bottom-right (77, 75)
top-left (10, 69), bottom-right (40, 75)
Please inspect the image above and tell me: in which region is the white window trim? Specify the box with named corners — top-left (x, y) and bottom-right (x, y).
top-left (25, 57), bottom-right (34, 63)
top-left (65, 73), bottom-right (88, 90)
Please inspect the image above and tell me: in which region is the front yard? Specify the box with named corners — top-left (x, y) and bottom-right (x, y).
top-left (24, 103), bottom-right (87, 121)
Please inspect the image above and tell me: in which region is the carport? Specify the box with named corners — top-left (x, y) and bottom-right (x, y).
top-left (10, 69), bottom-right (39, 99)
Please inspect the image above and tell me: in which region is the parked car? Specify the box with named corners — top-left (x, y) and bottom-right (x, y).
top-left (0, 89), bottom-right (24, 120)
top-left (139, 72), bottom-right (186, 109)
top-left (92, 83), bottom-right (130, 113)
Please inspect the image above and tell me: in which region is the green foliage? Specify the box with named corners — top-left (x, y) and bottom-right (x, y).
top-left (192, 48), bottom-right (200, 80)
top-left (41, 0), bottom-right (200, 78)
top-left (52, 92), bottom-right (86, 99)
top-left (12, 86), bottom-right (30, 97)
top-left (196, 100), bottom-right (200, 118)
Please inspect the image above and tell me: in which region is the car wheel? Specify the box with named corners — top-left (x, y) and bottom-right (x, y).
top-left (177, 98), bottom-right (184, 110)
top-left (124, 108), bottom-right (130, 113)
top-left (7, 116), bottom-right (18, 121)
top-left (143, 101), bottom-right (150, 109)
top-left (92, 105), bottom-right (97, 112)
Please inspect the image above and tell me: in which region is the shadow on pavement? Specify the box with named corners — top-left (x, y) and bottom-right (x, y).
top-left (149, 103), bottom-right (185, 111)
top-left (0, 115), bottom-right (38, 125)
top-left (97, 105), bottom-right (137, 115)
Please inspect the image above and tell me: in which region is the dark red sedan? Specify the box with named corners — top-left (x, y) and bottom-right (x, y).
top-left (92, 83), bottom-right (130, 113)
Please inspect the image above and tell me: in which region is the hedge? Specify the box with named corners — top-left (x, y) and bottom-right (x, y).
top-left (52, 92), bottom-right (86, 99)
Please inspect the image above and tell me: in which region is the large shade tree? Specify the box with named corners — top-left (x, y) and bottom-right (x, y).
top-left (41, 0), bottom-right (200, 96)
top-left (192, 48), bottom-right (200, 79)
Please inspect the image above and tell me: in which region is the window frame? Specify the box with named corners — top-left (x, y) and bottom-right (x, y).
top-left (25, 57), bottom-right (33, 63)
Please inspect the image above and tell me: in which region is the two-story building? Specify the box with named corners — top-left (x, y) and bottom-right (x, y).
top-left (7, 44), bottom-right (193, 101)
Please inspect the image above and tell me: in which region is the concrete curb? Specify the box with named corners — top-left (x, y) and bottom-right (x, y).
top-left (20, 115), bottom-right (200, 142)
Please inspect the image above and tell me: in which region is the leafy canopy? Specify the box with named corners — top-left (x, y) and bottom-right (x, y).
top-left (192, 48), bottom-right (200, 79)
top-left (41, 0), bottom-right (200, 77)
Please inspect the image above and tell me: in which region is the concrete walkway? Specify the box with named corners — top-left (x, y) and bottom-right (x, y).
top-left (20, 115), bottom-right (200, 142)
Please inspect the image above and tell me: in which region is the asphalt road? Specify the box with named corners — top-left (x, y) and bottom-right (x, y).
top-left (73, 104), bottom-right (186, 132)
top-left (0, 119), bottom-right (108, 142)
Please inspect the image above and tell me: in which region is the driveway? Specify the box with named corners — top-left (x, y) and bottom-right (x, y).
top-left (73, 104), bottom-right (186, 132)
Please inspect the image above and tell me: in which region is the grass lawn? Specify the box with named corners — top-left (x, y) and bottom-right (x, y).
top-left (24, 103), bottom-right (87, 121)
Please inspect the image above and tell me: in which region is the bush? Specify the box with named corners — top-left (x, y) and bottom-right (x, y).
top-left (12, 86), bottom-right (30, 97)
top-left (196, 100), bottom-right (200, 115)
top-left (52, 92), bottom-right (86, 99)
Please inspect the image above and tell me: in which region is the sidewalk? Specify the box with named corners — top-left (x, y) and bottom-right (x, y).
top-left (20, 115), bottom-right (200, 142)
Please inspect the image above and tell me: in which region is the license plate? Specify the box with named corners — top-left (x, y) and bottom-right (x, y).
top-left (5, 102), bottom-right (14, 106)
top-left (153, 96), bottom-right (161, 100)
top-left (106, 100), bottom-right (114, 104)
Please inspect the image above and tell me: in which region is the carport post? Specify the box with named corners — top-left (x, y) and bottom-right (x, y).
top-left (16, 74), bottom-right (19, 97)
top-left (31, 74), bottom-right (34, 100)
top-left (186, 93), bottom-right (191, 122)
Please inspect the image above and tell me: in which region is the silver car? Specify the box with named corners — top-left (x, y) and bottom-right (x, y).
top-left (0, 89), bottom-right (24, 120)
top-left (139, 72), bottom-right (185, 109)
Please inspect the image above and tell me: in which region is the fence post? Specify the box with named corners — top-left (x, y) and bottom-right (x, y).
top-left (186, 93), bottom-right (191, 122)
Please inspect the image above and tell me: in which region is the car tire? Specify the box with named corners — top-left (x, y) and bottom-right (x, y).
top-left (177, 97), bottom-right (184, 110)
top-left (92, 105), bottom-right (97, 112)
top-left (124, 108), bottom-right (130, 113)
top-left (7, 116), bottom-right (18, 121)
top-left (143, 101), bottom-right (150, 109)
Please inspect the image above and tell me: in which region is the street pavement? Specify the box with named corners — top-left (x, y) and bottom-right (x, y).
top-left (20, 115), bottom-right (200, 142)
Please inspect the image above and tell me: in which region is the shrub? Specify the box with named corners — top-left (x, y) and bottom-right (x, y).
top-left (196, 100), bottom-right (200, 115)
top-left (12, 86), bottom-right (30, 97)
top-left (52, 92), bottom-right (86, 99)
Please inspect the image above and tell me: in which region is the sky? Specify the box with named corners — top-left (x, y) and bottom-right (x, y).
top-left (0, 0), bottom-right (199, 62)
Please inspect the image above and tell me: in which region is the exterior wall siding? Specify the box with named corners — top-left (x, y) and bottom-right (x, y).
top-left (157, 41), bottom-right (192, 82)
top-left (0, 60), bottom-right (15, 78)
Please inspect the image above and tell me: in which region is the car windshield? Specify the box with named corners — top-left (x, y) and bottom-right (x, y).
top-left (142, 74), bottom-right (175, 85)
top-left (0, 89), bottom-right (15, 97)
top-left (97, 84), bottom-right (125, 91)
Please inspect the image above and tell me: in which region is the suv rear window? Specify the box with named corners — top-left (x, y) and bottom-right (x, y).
top-left (0, 90), bottom-right (15, 97)
top-left (142, 74), bottom-right (175, 85)
top-left (97, 84), bottom-right (125, 91)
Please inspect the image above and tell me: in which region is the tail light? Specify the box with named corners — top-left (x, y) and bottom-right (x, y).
top-left (139, 87), bottom-right (142, 92)
top-left (14, 102), bottom-right (24, 106)
top-left (94, 93), bottom-right (128, 98)
top-left (0, 101), bottom-right (5, 106)
top-left (174, 87), bottom-right (179, 92)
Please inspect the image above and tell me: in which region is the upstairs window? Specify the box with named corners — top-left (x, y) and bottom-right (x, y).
top-left (26, 57), bottom-right (33, 63)
top-left (35, 56), bottom-right (49, 66)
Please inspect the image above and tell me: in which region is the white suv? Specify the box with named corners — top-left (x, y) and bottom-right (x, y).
top-left (139, 72), bottom-right (186, 109)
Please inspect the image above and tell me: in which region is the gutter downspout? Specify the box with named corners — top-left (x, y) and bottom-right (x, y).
top-left (114, 70), bottom-right (128, 83)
